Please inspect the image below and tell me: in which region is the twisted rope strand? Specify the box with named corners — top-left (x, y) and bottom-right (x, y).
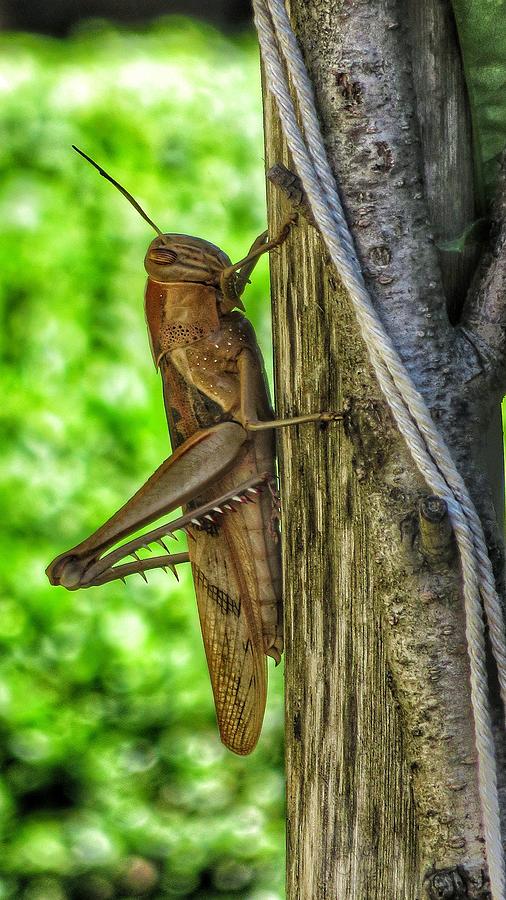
top-left (253, 1), bottom-right (506, 894)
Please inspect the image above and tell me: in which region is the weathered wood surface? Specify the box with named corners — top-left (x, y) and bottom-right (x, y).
top-left (261, 0), bottom-right (506, 897)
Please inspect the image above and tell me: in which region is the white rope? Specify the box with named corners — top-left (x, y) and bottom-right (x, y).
top-left (252, 1), bottom-right (506, 894)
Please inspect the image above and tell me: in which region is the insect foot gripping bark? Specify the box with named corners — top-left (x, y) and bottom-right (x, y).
top-left (45, 148), bottom-right (342, 756)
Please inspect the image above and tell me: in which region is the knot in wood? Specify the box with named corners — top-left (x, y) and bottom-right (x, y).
top-left (425, 867), bottom-right (468, 899)
top-left (418, 495), bottom-right (455, 565)
top-left (420, 496), bottom-right (448, 524)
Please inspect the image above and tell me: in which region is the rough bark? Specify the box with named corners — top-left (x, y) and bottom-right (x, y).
top-left (261, 0), bottom-right (506, 897)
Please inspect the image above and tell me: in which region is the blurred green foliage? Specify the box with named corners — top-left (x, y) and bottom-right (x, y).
top-left (0, 19), bottom-right (283, 899)
top-left (452, 0), bottom-right (506, 208)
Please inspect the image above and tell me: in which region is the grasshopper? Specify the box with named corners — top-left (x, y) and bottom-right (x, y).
top-left (46, 149), bottom-right (340, 755)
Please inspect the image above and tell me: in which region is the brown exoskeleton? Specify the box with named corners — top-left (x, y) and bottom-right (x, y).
top-left (46, 148), bottom-right (341, 755)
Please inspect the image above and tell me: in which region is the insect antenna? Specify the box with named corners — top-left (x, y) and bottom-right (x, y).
top-left (72, 145), bottom-right (164, 237)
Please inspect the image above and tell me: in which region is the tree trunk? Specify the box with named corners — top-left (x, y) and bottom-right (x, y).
top-left (261, 1), bottom-right (506, 897)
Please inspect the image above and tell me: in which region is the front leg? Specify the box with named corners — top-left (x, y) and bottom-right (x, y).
top-left (244, 411), bottom-right (344, 431)
top-left (220, 215), bottom-right (297, 309)
top-left (236, 350), bottom-right (343, 431)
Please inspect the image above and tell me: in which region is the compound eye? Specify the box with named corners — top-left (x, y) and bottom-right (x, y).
top-left (148, 247), bottom-right (178, 265)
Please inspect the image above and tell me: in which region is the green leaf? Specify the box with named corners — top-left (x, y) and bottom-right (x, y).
top-left (437, 217), bottom-right (488, 252)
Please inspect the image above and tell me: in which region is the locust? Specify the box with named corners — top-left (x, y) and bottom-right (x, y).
top-left (46, 149), bottom-right (340, 755)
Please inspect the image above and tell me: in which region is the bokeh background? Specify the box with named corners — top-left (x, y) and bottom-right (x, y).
top-left (0, 7), bottom-right (284, 899)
